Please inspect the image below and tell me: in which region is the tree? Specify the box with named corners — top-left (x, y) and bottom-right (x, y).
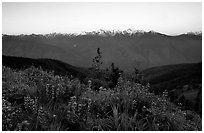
top-left (90, 48), bottom-right (104, 90)
top-left (110, 63), bottom-right (123, 87)
top-left (92, 48), bottom-right (103, 71)
top-left (133, 67), bottom-right (144, 84)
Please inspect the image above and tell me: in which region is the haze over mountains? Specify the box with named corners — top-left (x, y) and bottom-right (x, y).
top-left (2, 30), bottom-right (202, 71)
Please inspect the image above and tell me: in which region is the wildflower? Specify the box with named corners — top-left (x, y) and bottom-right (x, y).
top-left (88, 80), bottom-right (92, 88)
top-left (22, 120), bottom-right (29, 125)
top-left (72, 102), bottom-right (77, 107)
top-left (99, 86), bottom-right (103, 91)
top-left (78, 104), bottom-right (82, 111)
top-left (133, 100), bottom-right (137, 104)
top-left (88, 98), bottom-right (92, 103)
top-left (71, 96), bottom-right (76, 102)
top-left (146, 83), bottom-right (150, 87)
top-left (7, 108), bottom-right (12, 111)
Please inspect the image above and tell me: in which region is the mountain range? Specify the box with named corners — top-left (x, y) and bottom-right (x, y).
top-left (2, 30), bottom-right (202, 72)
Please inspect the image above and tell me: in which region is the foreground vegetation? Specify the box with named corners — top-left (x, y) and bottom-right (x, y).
top-left (2, 66), bottom-right (202, 131)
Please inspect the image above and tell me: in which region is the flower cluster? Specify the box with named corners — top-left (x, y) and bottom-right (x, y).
top-left (2, 98), bottom-right (23, 130)
top-left (24, 96), bottom-right (37, 112)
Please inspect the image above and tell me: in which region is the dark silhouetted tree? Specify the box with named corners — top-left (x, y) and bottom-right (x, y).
top-left (92, 48), bottom-right (103, 71)
top-left (110, 63), bottom-right (123, 87)
top-left (133, 67), bottom-right (144, 84)
top-left (90, 48), bottom-right (104, 90)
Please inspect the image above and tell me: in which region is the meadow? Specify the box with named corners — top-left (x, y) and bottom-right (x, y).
top-left (2, 65), bottom-right (202, 131)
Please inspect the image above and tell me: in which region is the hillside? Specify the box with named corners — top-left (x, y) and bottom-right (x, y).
top-left (143, 62), bottom-right (202, 92)
top-left (143, 62), bottom-right (202, 115)
top-left (2, 31), bottom-right (202, 71)
top-left (2, 55), bottom-right (89, 80)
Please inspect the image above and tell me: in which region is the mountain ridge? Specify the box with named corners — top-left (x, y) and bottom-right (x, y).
top-left (2, 29), bottom-right (202, 37)
top-left (2, 30), bottom-right (202, 72)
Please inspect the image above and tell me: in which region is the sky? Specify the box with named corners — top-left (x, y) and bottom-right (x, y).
top-left (2, 2), bottom-right (202, 35)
